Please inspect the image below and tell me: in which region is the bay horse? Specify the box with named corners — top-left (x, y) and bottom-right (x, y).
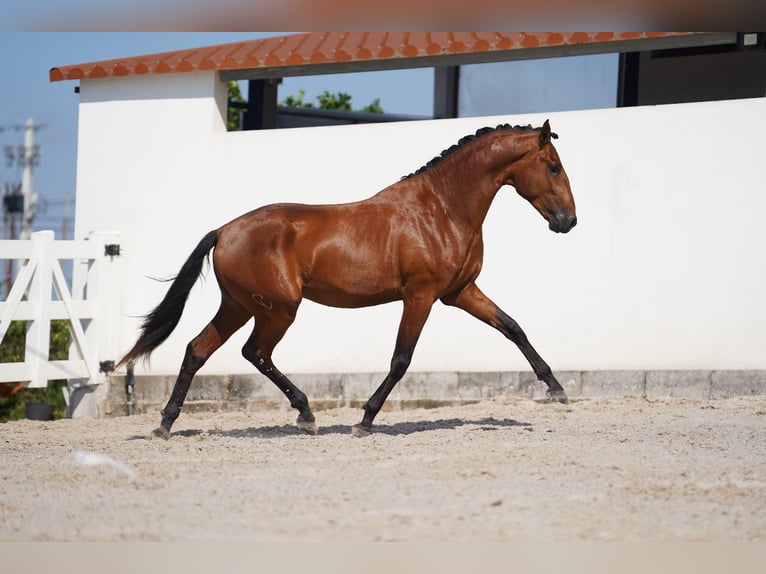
top-left (117, 120), bottom-right (577, 439)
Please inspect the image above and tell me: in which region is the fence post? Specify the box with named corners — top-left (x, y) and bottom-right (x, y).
top-left (24, 231), bottom-right (54, 388)
top-left (87, 231), bottom-right (122, 378)
top-left (65, 231), bottom-right (121, 417)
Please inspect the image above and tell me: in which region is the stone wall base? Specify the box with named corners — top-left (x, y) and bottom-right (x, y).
top-left (98, 370), bottom-right (766, 418)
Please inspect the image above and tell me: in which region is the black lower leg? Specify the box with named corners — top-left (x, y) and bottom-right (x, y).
top-left (528, 359), bottom-right (564, 393)
top-left (358, 351), bottom-right (411, 432)
top-left (353, 297), bottom-right (431, 436)
top-left (154, 346), bottom-right (205, 438)
top-left (532, 363), bottom-right (567, 403)
top-left (359, 388), bottom-right (387, 430)
top-left (497, 311), bottom-right (567, 402)
top-left (249, 350), bottom-right (314, 425)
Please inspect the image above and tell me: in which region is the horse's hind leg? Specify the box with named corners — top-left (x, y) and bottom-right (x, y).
top-left (241, 311), bottom-right (316, 434)
top-left (153, 298), bottom-right (249, 439)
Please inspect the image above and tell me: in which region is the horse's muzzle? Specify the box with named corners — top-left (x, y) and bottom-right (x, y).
top-left (549, 212), bottom-right (577, 234)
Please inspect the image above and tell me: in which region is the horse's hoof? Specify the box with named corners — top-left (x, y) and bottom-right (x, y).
top-left (296, 418), bottom-right (318, 435)
top-left (150, 426), bottom-right (171, 441)
top-left (546, 390), bottom-right (569, 405)
top-left (351, 423), bottom-right (371, 438)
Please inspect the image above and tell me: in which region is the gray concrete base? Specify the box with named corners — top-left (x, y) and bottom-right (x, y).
top-left (99, 369), bottom-right (766, 418)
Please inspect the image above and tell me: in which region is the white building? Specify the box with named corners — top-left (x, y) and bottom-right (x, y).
top-left (47, 32), bottom-right (766, 414)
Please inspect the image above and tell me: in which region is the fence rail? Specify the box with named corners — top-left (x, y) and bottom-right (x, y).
top-left (0, 230), bottom-right (121, 389)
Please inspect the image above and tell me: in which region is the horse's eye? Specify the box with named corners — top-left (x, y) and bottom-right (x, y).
top-left (549, 164), bottom-right (561, 176)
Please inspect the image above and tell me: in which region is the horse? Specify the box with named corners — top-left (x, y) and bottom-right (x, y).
top-left (117, 119), bottom-right (577, 439)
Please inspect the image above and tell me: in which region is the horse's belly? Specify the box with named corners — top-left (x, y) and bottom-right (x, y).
top-left (302, 283), bottom-right (401, 308)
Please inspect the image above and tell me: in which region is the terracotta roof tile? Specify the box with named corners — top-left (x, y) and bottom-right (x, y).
top-left (49, 31), bottom-right (719, 83)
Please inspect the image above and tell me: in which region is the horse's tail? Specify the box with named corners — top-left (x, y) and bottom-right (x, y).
top-left (116, 230), bottom-right (218, 369)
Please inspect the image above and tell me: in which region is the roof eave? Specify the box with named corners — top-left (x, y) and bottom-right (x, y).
top-left (218, 32), bottom-right (738, 81)
top-left (49, 32), bottom-right (738, 84)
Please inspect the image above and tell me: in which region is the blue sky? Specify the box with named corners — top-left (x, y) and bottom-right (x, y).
top-left (0, 32), bottom-right (434, 239)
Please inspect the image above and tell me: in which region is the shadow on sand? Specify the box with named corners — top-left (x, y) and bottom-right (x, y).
top-left (133, 416), bottom-right (532, 440)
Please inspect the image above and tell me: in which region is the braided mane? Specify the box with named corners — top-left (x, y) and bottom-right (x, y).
top-left (402, 123), bottom-right (557, 180)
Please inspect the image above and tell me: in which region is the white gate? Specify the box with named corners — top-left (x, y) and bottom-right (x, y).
top-left (0, 230), bottom-right (121, 389)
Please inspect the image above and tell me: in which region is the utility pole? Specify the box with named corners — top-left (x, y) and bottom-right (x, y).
top-left (2, 184), bottom-right (21, 298)
top-left (61, 193), bottom-right (70, 240)
top-left (2, 117), bottom-right (42, 240)
top-left (19, 117), bottom-right (39, 240)
top-left (2, 117), bottom-right (43, 296)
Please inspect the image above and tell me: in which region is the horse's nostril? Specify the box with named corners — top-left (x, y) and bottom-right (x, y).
top-left (569, 216), bottom-right (577, 230)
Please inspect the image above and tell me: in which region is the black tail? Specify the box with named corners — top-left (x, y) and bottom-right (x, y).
top-left (117, 230), bottom-right (218, 368)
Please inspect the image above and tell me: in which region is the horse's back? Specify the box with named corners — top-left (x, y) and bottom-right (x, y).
top-left (212, 200), bottom-right (406, 308)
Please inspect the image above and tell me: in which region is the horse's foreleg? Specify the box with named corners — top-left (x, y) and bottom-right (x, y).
top-left (154, 300), bottom-right (248, 440)
top-left (442, 283), bottom-right (568, 404)
top-left (242, 312), bottom-right (316, 434)
top-left (353, 297), bottom-right (434, 437)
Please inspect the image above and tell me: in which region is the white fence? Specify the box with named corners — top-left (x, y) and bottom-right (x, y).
top-left (0, 230), bottom-right (121, 390)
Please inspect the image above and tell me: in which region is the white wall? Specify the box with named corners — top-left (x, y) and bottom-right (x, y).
top-left (75, 71), bottom-right (766, 378)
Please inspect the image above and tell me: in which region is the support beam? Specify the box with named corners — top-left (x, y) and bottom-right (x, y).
top-left (244, 78), bottom-right (282, 130)
top-left (433, 66), bottom-right (459, 119)
top-left (617, 52), bottom-right (640, 107)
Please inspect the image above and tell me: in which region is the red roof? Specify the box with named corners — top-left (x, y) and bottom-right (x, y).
top-left (50, 31), bottom-right (727, 83)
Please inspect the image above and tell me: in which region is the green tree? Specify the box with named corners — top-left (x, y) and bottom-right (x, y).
top-left (231, 86), bottom-right (385, 129)
top-left (281, 89), bottom-right (384, 113)
top-left (361, 98), bottom-right (384, 114)
top-left (280, 89), bottom-right (313, 109)
top-left (0, 320), bottom-right (71, 422)
top-left (227, 81), bottom-right (246, 131)
top-left (317, 90), bottom-right (353, 111)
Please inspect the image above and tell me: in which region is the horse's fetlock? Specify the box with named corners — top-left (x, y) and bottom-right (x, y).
top-left (536, 366), bottom-right (553, 381)
top-left (292, 394), bottom-right (309, 411)
top-left (160, 404), bottom-right (182, 428)
top-left (161, 405), bottom-right (181, 418)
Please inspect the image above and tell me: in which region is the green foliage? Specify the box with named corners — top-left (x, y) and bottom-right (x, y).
top-left (227, 81), bottom-right (246, 131)
top-left (281, 89), bottom-right (384, 113)
top-left (316, 90), bottom-right (353, 111)
top-left (0, 380), bottom-right (67, 422)
top-left (361, 98), bottom-right (384, 114)
top-left (49, 320), bottom-right (70, 360)
top-left (280, 89), bottom-right (314, 109)
top-left (230, 85), bottom-right (384, 129)
top-left (0, 320), bottom-right (70, 422)
top-left (1, 320), bottom-right (25, 363)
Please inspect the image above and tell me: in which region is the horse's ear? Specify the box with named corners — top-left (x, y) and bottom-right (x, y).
top-left (539, 119), bottom-right (551, 148)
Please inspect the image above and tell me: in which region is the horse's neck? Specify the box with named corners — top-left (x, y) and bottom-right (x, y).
top-left (425, 169), bottom-right (497, 234)
top-left (426, 136), bottom-right (531, 232)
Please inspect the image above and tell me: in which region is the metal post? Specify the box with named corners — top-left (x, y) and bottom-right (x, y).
top-left (433, 66), bottom-right (460, 119)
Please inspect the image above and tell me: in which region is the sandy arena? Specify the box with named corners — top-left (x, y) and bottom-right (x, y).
top-left (1, 396), bottom-right (765, 541)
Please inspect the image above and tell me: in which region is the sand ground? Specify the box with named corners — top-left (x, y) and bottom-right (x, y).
top-left (1, 396), bottom-right (765, 541)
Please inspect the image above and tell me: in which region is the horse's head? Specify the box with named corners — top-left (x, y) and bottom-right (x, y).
top-left (507, 120), bottom-right (577, 234)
